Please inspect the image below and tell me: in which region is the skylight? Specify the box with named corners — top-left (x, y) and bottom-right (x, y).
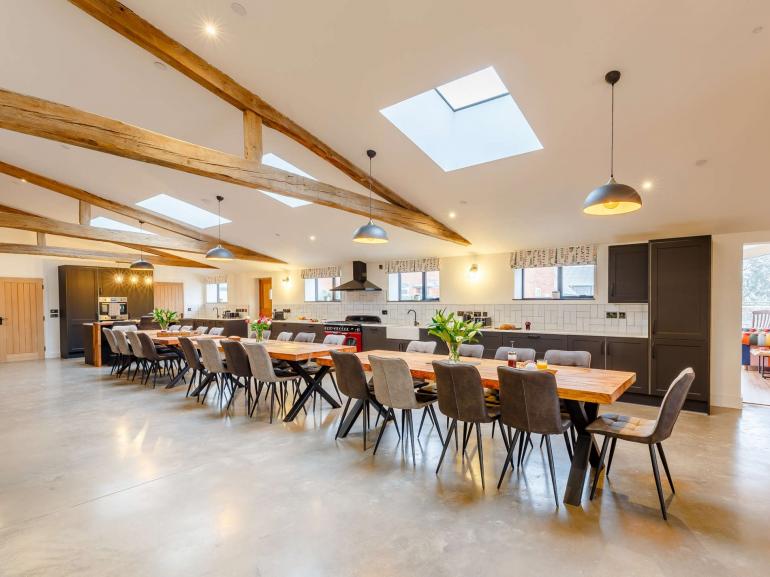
top-left (260, 153), bottom-right (313, 208)
top-left (435, 66), bottom-right (509, 111)
top-left (89, 216), bottom-right (155, 234)
top-left (380, 66), bottom-right (542, 172)
top-left (135, 194), bottom-right (231, 229)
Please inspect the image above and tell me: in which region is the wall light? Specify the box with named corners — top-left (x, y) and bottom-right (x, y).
top-left (143, 276), bottom-right (153, 286)
top-left (130, 275), bottom-right (139, 285)
top-left (281, 275), bottom-right (291, 286)
top-left (114, 273), bottom-right (124, 284)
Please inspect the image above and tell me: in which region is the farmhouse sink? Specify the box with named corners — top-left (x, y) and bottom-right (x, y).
top-left (386, 326), bottom-right (420, 341)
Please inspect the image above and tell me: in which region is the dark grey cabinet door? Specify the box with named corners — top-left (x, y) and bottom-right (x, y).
top-left (608, 243), bottom-right (649, 303)
top-left (270, 322), bottom-right (290, 337)
top-left (606, 337), bottom-right (649, 394)
top-left (650, 236), bottom-right (710, 405)
top-left (504, 332), bottom-right (567, 357)
top-left (362, 326), bottom-right (387, 351)
top-left (59, 266), bottom-right (98, 357)
top-left (566, 335), bottom-right (606, 368)
top-left (419, 329), bottom-right (448, 355)
top-left (477, 330), bottom-right (502, 358)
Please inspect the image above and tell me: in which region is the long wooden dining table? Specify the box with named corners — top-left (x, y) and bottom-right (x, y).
top-left (144, 331), bottom-right (356, 421)
top-left (315, 349), bottom-right (636, 506)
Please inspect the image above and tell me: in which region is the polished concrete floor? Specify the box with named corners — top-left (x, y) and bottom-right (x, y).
top-left (1, 359), bottom-right (770, 577)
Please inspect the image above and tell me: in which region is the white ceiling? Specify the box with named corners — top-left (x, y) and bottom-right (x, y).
top-left (1, 0), bottom-right (769, 268)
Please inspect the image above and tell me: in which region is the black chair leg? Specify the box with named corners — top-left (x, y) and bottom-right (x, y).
top-left (544, 435), bottom-right (559, 508)
top-left (417, 407), bottom-right (428, 436)
top-left (335, 397), bottom-right (352, 439)
top-left (656, 443), bottom-right (675, 494)
top-left (590, 436), bottom-right (610, 500)
top-left (475, 422), bottom-right (485, 490)
top-left (606, 438), bottom-right (617, 478)
top-left (427, 405), bottom-right (444, 444)
top-left (362, 401), bottom-right (369, 451)
top-left (462, 422), bottom-right (472, 453)
top-left (649, 444), bottom-right (668, 520)
top-left (563, 431), bottom-right (574, 461)
top-left (497, 428), bottom-right (521, 489)
top-left (436, 419), bottom-right (457, 475)
top-left (373, 408), bottom-right (393, 455)
top-left (407, 410), bottom-right (416, 464)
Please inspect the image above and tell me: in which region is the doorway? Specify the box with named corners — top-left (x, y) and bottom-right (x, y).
top-left (154, 282), bottom-right (184, 317)
top-left (258, 278), bottom-right (272, 318)
top-left (0, 277), bottom-right (45, 362)
top-left (741, 243), bottom-right (770, 405)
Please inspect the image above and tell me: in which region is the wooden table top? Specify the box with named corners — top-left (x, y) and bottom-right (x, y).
top-left (144, 331), bottom-right (356, 361)
top-left (316, 349), bottom-right (636, 405)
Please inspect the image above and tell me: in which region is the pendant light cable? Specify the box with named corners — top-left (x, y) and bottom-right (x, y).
top-left (610, 79), bottom-right (615, 178)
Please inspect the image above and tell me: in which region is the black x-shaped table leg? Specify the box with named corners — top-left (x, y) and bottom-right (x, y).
top-left (165, 355), bottom-right (189, 389)
top-left (282, 362), bottom-right (340, 422)
top-left (562, 399), bottom-right (602, 506)
top-left (337, 397), bottom-right (388, 437)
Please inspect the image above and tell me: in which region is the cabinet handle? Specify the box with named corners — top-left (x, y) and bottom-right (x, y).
top-left (610, 281), bottom-right (615, 296)
top-left (528, 335), bottom-right (540, 339)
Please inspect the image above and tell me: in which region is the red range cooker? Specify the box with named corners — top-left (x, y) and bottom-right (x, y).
top-left (323, 315), bottom-right (381, 352)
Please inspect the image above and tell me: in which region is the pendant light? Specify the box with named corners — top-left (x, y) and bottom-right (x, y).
top-left (205, 195), bottom-right (235, 260)
top-left (583, 70), bottom-right (643, 215)
top-left (129, 220), bottom-right (154, 270)
top-left (353, 149), bottom-right (389, 243)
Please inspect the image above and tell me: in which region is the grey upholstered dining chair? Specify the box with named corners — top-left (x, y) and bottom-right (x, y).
top-left (496, 366), bottom-right (572, 507)
top-left (178, 337), bottom-right (206, 398)
top-left (243, 342), bottom-right (297, 423)
top-left (102, 328), bottom-right (120, 375)
top-left (369, 355), bottom-right (440, 463)
top-left (111, 330), bottom-right (134, 378)
top-left (494, 347), bottom-right (536, 362)
top-left (294, 332), bottom-right (316, 343)
top-left (405, 340), bottom-right (437, 354)
top-left (126, 331), bottom-right (148, 383)
top-left (221, 340), bottom-right (253, 412)
top-left (194, 326), bottom-right (209, 334)
top-left (137, 332), bottom-right (179, 387)
top-left (544, 349), bottom-right (591, 367)
top-left (180, 325), bottom-right (193, 332)
top-left (168, 325), bottom-right (182, 332)
top-left (209, 327), bottom-right (225, 336)
top-left (321, 334), bottom-right (346, 402)
top-left (249, 330), bottom-right (271, 340)
top-left (586, 368), bottom-right (695, 520)
top-left (433, 361), bottom-right (499, 489)
top-left (331, 350), bottom-right (375, 449)
top-left (276, 332), bottom-right (293, 341)
top-left (197, 338), bottom-right (230, 407)
top-left (458, 343), bottom-right (484, 358)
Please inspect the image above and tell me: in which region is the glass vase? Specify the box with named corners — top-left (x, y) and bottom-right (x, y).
top-left (447, 341), bottom-right (461, 363)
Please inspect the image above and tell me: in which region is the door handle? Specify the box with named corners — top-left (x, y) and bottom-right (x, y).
top-left (0, 316), bottom-right (3, 325)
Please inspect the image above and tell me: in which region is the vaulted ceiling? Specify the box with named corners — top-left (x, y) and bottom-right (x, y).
top-left (1, 0), bottom-right (769, 267)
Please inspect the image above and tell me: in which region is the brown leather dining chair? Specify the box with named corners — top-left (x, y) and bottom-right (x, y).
top-left (330, 350), bottom-right (376, 450)
top-left (586, 367), bottom-right (695, 520)
top-left (496, 366), bottom-right (572, 507)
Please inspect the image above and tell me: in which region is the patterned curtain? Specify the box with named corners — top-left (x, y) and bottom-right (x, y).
top-left (386, 258), bottom-right (440, 273)
top-left (301, 266), bottom-right (341, 279)
top-left (205, 274), bottom-right (227, 284)
top-left (510, 245), bottom-right (596, 269)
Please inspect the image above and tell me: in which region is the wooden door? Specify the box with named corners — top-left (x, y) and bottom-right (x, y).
top-left (0, 277), bottom-right (45, 362)
top-left (154, 282), bottom-right (184, 316)
top-left (258, 278), bottom-right (272, 318)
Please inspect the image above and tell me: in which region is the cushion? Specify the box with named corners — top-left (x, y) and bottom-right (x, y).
top-left (585, 413), bottom-right (656, 442)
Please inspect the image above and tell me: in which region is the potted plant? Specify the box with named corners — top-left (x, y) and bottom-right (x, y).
top-left (250, 316), bottom-right (272, 341)
top-left (152, 308), bottom-right (178, 331)
top-left (427, 309), bottom-right (483, 362)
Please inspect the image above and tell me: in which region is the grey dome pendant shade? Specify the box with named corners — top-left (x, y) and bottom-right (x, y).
top-left (206, 195), bottom-right (235, 260)
top-left (583, 70), bottom-right (642, 216)
top-left (130, 220), bottom-right (154, 270)
top-left (353, 149), bottom-right (389, 243)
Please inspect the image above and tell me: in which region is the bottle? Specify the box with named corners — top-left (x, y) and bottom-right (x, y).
top-left (507, 350), bottom-right (517, 367)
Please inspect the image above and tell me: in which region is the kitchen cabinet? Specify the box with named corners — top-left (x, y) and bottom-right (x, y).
top-left (59, 266), bottom-right (98, 358)
top-left (477, 331), bottom-right (502, 358)
top-left (419, 329), bottom-right (448, 355)
top-left (608, 243), bottom-right (649, 303)
top-left (567, 335), bottom-right (606, 369)
top-left (650, 236), bottom-right (710, 410)
top-left (503, 332), bottom-right (567, 358)
top-left (606, 337), bottom-right (649, 394)
top-left (362, 326), bottom-right (387, 350)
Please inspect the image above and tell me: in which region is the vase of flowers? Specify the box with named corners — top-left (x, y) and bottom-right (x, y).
top-left (250, 316), bottom-right (272, 341)
top-left (152, 308), bottom-right (178, 331)
top-left (427, 309), bottom-right (483, 362)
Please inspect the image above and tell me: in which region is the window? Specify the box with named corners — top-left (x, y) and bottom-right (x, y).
top-left (304, 277), bottom-right (341, 302)
top-left (514, 265), bottom-right (595, 300)
top-left (206, 282), bottom-right (228, 303)
top-left (136, 194), bottom-right (231, 229)
top-left (380, 66), bottom-right (542, 171)
top-left (387, 271), bottom-right (440, 301)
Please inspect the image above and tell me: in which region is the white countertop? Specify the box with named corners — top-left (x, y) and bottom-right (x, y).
top-left (274, 320), bottom-right (647, 339)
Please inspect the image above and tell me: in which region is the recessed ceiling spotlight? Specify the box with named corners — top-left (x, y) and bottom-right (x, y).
top-left (753, 25), bottom-right (764, 34)
top-left (275, 233), bottom-right (281, 237)
top-left (641, 180), bottom-right (653, 191)
top-left (153, 60), bottom-right (167, 71)
top-left (202, 21), bottom-right (219, 38)
top-left (309, 235), bottom-right (316, 241)
top-left (231, 2), bottom-right (247, 16)
top-left (695, 158), bottom-right (709, 167)
top-left (448, 211), bottom-right (457, 219)
top-left (20, 178), bottom-right (27, 183)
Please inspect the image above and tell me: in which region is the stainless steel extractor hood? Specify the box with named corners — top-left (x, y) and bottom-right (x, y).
top-left (331, 261), bottom-right (382, 291)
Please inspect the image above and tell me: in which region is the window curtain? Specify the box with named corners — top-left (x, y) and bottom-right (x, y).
top-left (205, 274), bottom-right (227, 284)
top-left (386, 258), bottom-right (440, 273)
top-left (510, 245), bottom-right (596, 269)
top-left (300, 266), bottom-right (341, 279)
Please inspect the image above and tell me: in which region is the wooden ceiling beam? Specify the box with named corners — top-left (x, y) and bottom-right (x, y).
top-left (0, 243), bottom-right (214, 268)
top-left (0, 89), bottom-right (470, 245)
top-left (243, 109), bottom-right (262, 161)
top-left (68, 0), bottom-right (428, 215)
top-left (0, 160), bottom-right (284, 262)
